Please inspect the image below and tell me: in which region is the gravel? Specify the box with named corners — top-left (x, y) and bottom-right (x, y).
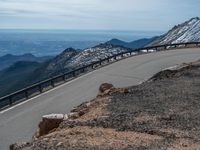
top-left (15, 63), bottom-right (200, 150)
top-left (61, 64), bottom-right (200, 149)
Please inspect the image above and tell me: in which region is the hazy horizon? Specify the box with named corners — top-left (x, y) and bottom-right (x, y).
top-left (0, 29), bottom-right (162, 56)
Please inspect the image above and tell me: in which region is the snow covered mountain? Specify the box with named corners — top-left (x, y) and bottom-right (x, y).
top-left (32, 44), bottom-right (131, 79)
top-left (148, 17), bottom-right (200, 46)
top-left (68, 44), bottom-right (130, 68)
top-left (0, 44), bottom-right (131, 96)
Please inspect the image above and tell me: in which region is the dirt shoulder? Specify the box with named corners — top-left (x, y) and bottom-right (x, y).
top-left (12, 60), bottom-right (200, 150)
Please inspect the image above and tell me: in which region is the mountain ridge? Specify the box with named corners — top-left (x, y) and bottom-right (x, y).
top-left (0, 61), bottom-right (41, 96)
top-left (106, 37), bottom-right (157, 48)
top-left (0, 53), bottom-right (53, 71)
top-left (147, 17), bottom-right (200, 46)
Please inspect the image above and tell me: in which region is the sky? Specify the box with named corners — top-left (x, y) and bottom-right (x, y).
top-left (0, 0), bottom-right (199, 31)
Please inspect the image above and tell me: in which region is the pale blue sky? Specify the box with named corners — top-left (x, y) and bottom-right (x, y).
top-left (0, 0), bottom-right (199, 31)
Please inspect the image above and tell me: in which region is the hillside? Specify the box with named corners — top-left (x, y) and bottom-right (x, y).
top-left (18, 44), bottom-right (131, 79)
top-left (107, 37), bottom-right (157, 48)
top-left (68, 43), bottom-right (131, 68)
top-left (0, 53), bottom-right (52, 71)
top-left (148, 17), bottom-right (200, 46)
top-left (0, 61), bottom-right (41, 96)
top-left (32, 48), bottom-right (78, 79)
top-left (0, 44), bottom-right (131, 97)
top-left (11, 59), bottom-right (200, 150)
top-left (0, 48), bottom-right (78, 97)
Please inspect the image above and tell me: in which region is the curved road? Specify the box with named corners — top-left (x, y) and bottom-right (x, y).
top-left (1, 48), bottom-right (200, 149)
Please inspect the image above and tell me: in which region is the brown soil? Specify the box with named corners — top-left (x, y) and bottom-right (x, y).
top-left (13, 60), bottom-right (200, 150)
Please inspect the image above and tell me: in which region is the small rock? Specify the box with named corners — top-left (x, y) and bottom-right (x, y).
top-left (68, 112), bottom-right (79, 119)
top-left (56, 142), bottom-right (63, 147)
top-left (63, 114), bottom-right (69, 120)
top-left (86, 102), bottom-right (91, 107)
top-left (182, 143), bottom-right (188, 147)
top-left (10, 142), bottom-right (30, 150)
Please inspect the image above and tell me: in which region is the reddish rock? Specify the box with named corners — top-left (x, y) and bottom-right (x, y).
top-left (99, 83), bottom-right (114, 93)
top-left (37, 114), bottom-right (64, 137)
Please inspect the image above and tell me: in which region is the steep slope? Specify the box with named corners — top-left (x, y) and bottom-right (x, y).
top-left (148, 17), bottom-right (200, 46)
top-left (0, 53), bottom-right (52, 71)
top-left (68, 43), bottom-right (131, 68)
top-left (107, 37), bottom-right (157, 48)
top-left (33, 44), bottom-right (131, 77)
top-left (34, 48), bottom-right (78, 78)
top-left (6, 48), bottom-right (79, 94)
top-left (0, 61), bottom-right (41, 96)
top-left (0, 44), bottom-right (131, 97)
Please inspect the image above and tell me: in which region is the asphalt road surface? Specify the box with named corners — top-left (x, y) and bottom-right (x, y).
top-left (1, 48), bottom-right (200, 149)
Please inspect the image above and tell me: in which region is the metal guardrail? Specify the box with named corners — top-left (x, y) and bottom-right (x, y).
top-left (0, 42), bottom-right (200, 110)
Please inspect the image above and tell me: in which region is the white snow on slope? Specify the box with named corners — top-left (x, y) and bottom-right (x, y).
top-left (148, 17), bottom-right (200, 46)
top-left (68, 44), bottom-right (130, 68)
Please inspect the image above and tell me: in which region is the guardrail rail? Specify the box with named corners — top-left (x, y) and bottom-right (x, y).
top-left (0, 42), bottom-right (200, 110)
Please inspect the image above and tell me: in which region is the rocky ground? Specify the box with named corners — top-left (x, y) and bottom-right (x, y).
top-left (11, 60), bottom-right (200, 150)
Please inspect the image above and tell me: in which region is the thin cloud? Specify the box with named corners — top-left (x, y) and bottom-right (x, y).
top-left (0, 0), bottom-right (199, 30)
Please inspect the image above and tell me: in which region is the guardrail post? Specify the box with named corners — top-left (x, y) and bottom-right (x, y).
top-left (99, 61), bottom-right (102, 66)
top-left (9, 96), bottom-right (12, 106)
top-left (184, 43), bottom-right (187, 47)
top-left (39, 84), bottom-right (43, 93)
top-left (51, 80), bottom-right (55, 87)
top-left (25, 90), bottom-right (29, 99)
top-left (62, 74), bottom-right (66, 82)
top-left (73, 71), bottom-right (76, 77)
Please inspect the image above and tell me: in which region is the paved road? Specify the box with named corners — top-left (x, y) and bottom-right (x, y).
top-left (1, 48), bottom-right (200, 149)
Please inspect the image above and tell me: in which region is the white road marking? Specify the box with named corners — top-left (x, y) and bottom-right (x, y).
top-left (0, 70), bottom-right (97, 114)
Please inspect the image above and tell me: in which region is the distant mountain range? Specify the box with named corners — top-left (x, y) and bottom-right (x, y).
top-left (106, 37), bottom-right (157, 48)
top-left (0, 17), bottom-right (199, 97)
top-left (0, 53), bottom-right (53, 71)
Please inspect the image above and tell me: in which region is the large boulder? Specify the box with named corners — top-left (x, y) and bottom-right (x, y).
top-left (98, 83), bottom-right (129, 97)
top-left (99, 83), bottom-right (114, 93)
top-left (36, 114), bottom-right (65, 138)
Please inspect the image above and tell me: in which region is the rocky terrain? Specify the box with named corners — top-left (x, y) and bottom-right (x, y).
top-left (11, 59), bottom-right (200, 150)
top-left (148, 17), bottom-right (200, 46)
